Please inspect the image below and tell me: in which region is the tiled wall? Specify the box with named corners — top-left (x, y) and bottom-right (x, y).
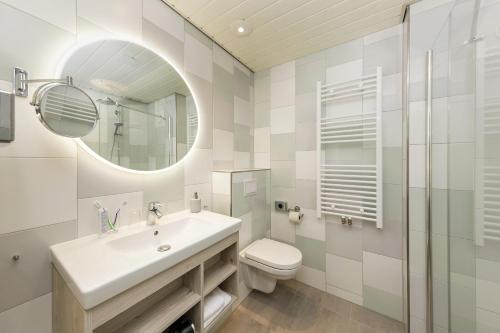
top-left (253, 25), bottom-right (405, 321)
top-left (0, 1), bottom-right (253, 332)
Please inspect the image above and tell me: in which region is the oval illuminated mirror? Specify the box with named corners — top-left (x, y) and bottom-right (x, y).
top-left (61, 40), bottom-right (198, 172)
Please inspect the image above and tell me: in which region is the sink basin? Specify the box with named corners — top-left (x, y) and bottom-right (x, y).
top-left (107, 217), bottom-right (218, 254)
top-left (50, 210), bottom-right (241, 309)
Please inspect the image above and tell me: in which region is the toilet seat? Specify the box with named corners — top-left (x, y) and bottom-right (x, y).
top-left (241, 238), bottom-right (302, 271)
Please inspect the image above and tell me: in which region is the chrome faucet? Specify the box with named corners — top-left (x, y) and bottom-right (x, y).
top-left (147, 201), bottom-right (164, 225)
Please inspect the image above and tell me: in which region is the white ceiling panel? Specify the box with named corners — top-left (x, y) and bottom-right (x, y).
top-left (164, 0), bottom-right (413, 71)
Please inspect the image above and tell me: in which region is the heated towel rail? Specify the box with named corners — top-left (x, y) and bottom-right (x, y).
top-left (316, 67), bottom-right (383, 229)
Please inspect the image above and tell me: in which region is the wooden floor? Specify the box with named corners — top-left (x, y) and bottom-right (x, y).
top-left (218, 280), bottom-right (405, 333)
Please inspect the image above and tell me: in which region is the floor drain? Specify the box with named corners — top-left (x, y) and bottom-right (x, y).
top-left (157, 244), bottom-right (171, 252)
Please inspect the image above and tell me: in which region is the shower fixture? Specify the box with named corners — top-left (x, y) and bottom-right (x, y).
top-left (97, 96), bottom-right (166, 120)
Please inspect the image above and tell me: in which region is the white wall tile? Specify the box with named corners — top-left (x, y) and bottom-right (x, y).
top-left (184, 33), bottom-right (212, 82)
top-left (270, 106), bottom-right (295, 134)
top-left (296, 265), bottom-right (326, 291)
top-left (326, 253), bottom-right (363, 296)
top-left (184, 148), bottom-right (212, 185)
top-left (363, 251), bottom-right (403, 297)
top-left (271, 210), bottom-right (295, 243)
top-left (234, 151), bottom-right (251, 169)
top-left (77, 192), bottom-right (143, 237)
top-left (213, 44), bottom-right (234, 74)
top-left (0, 293), bottom-right (51, 333)
top-left (185, 182), bottom-right (211, 210)
top-left (409, 145), bottom-right (426, 188)
top-left (296, 208), bottom-right (325, 241)
top-left (212, 172), bottom-right (231, 195)
top-left (270, 61), bottom-right (295, 82)
top-left (213, 129), bottom-right (233, 161)
top-left (254, 127), bottom-right (270, 153)
top-left (270, 78), bottom-right (295, 109)
top-left (234, 96), bottom-right (251, 126)
top-left (0, 97), bottom-right (77, 158)
top-left (143, 0), bottom-right (184, 42)
top-left (254, 152), bottom-right (270, 168)
top-left (0, 158), bottom-right (76, 234)
top-left (296, 151), bottom-right (316, 180)
top-left (2, 0), bottom-right (76, 33)
top-left (77, 0), bottom-right (142, 40)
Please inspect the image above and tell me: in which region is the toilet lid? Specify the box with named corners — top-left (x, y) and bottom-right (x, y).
top-left (244, 238), bottom-right (302, 270)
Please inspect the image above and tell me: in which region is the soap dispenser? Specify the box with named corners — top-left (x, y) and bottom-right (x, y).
top-left (190, 192), bottom-right (201, 213)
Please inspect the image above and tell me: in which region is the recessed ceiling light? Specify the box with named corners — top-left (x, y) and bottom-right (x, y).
top-left (231, 19), bottom-right (252, 36)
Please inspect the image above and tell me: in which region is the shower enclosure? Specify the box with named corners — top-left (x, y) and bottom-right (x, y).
top-left (407, 0), bottom-right (500, 332)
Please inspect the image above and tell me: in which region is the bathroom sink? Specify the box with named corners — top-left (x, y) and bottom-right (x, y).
top-left (106, 217), bottom-right (218, 254)
top-left (50, 210), bottom-right (241, 310)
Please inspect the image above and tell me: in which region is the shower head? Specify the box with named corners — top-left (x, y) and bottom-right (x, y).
top-left (96, 97), bottom-right (117, 105)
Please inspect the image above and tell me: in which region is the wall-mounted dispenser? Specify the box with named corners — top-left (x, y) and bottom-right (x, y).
top-left (0, 89), bottom-right (14, 142)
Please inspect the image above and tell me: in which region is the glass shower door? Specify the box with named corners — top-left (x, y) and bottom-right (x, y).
top-left (426, 0), bottom-right (500, 332)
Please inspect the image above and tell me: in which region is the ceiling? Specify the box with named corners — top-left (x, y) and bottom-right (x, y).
top-left (164, 0), bottom-right (413, 72)
top-left (62, 40), bottom-right (190, 104)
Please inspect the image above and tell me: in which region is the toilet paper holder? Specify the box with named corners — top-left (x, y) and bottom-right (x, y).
top-left (288, 205), bottom-right (304, 218)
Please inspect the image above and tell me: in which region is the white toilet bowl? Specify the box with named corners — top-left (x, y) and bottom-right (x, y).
top-left (239, 238), bottom-right (302, 293)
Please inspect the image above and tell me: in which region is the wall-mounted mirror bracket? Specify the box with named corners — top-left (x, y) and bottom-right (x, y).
top-left (14, 67), bottom-right (72, 97)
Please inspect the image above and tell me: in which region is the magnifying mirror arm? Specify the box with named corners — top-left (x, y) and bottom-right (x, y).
top-left (14, 67), bottom-right (73, 97)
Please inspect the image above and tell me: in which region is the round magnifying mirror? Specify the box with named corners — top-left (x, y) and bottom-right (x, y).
top-left (60, 39), bottom-right (199, 172)
top-left (32, 82), bottom-right (99, 138)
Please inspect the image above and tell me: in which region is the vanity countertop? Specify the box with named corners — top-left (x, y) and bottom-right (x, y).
top-left (50, 210), bottom-right (241, 309)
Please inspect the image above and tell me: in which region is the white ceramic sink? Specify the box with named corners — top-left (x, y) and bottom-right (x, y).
top-left (50, 210), bottom-right (241, 310)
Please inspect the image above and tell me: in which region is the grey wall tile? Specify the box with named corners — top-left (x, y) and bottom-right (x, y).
top-left (255, 101), bottom-right (270, 128)
top-left (254, 75), bottom-right (270, 104)
top-left (270, 133), bottom-right (295, 161)
top-left (296, 179), bottom-right (316, 210)
top-left (185, 73), bottom-right (213, 149)
top-left (271, 186), bottom-right (296, 208)
top-left (271, 161), bottom-right (295, 188)
top-left (431, 188), bottom-right (448, 236)
top-left (295, 235), bottom-right (326, 271)
top-left (234, 67), bottom-right (250, 101)
top-left (449, 190), bottom-right (473, 240)
top-left (295, 59), bottom-right (325, 95)
top-left (234, 124), bottom-right (251, 152)
top-left (295, 92), bottom-right (316, 124)
top-left (213, 65), bottom-right (234, 131)
top-left (232, 183), bottom-right (251, 217)
top-left (295, 122), bottom-right (316, 151)
top-left (326, 222), bottom-right (363, 261)
top-left (383, 147), bottom-right (403, 185)
top-left (449, 237), bottom-right (475, 277)
top-left (449, 143), bottom-right (474, 190)
top-left (363, 184), bottom-right (403, 259)
top-left (184, 21), bottom-right (212, 49)
top-left (363, 36), bottom-right (402, 76)
top-left (325, 39), bottom-right (363, 68)
top-left (0, 221), bottom-right (76, 312)
top-left (363, 286), bottom-right (403, 321)
top-left (409, 187), bottom-right (425, 232)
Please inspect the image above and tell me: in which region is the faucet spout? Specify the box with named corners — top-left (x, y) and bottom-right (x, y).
top-left (147, 201), bottom-right (164, 225)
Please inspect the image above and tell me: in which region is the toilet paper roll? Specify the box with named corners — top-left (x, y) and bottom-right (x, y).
top-left (289, 211), bottom-right (303, 224)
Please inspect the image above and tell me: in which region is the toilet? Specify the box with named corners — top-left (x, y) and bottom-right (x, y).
top-left (239, 238), bottom-right (302, 293)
